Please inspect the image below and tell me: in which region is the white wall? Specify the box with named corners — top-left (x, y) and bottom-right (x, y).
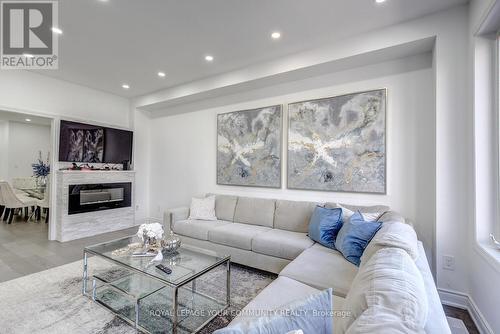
top-left (0, 70), bottom-right (133, 240)
top-left (130, 108), bottom-right (151, 223)
top-left (0, 71), bottom-right (130, 128)
top-left (6, 121), bottom-right (51, 181)
top-left (0, 121), bottom-right (8, 180)
top-left (148, 54), bottom-right (436, 261)
top-left (468, 0), bottom-right (500, 333)
top-left (137, 6), bottom-right (472, 299)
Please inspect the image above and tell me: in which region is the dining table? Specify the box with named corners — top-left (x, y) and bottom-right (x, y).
top-left (18, 187), bottom-right (45, 200)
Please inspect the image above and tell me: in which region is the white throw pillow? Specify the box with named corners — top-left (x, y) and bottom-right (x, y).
top-left (340, 248), bottom-right (428, 333)
top-left (189, 196), bottom-right (217, 221)
top-left (339, 205), bottom-right (383, 222)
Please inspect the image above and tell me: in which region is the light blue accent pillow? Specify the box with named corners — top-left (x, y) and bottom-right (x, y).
top-left (213, 288), bottom-right (333, 334)
top-left (307, 206), bottom-right (343, 249)
top-left (335, 211), bottom-right (382, 266)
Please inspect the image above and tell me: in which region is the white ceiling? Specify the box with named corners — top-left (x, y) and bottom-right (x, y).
top-left (0, 110), bottom-right (52, 126)
top-left (33, 0), bottom-right (467, 98)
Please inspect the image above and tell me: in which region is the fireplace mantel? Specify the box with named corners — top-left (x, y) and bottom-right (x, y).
top-left (55, 170), bottom-right (136, 242)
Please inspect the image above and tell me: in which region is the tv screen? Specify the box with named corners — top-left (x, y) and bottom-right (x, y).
top-left (59, 120), bottom-right (133, 164)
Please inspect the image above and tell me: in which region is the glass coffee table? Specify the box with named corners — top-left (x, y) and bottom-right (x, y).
top-left (82, 236), bottom-right (230, 333)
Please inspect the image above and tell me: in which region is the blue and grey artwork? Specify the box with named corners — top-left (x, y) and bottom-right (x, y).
top-left (217, 105), bottom-right (282, 188)
top-left (288, 89), bottom-right (386, 193)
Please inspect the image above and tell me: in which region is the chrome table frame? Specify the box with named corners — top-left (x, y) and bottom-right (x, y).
top-left (82, 240), bottom-right (231, 334)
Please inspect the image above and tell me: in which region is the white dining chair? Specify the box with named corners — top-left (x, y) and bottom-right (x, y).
top-left (0, 181), bottom-right (37, 224)
top-left (35, 176), bottom-right (50, 224)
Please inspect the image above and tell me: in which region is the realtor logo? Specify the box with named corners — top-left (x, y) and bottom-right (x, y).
top-left (1, 0), bottom-right (58, 69)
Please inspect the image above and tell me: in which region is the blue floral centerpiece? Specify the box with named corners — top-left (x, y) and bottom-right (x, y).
top-left (32, 151), bottom-right (50, 187)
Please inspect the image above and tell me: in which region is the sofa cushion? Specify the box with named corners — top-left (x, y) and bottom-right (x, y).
top-left (274, 200), bottom-right (318, 233)
top-left (234, 197), bottom-right (276, 227)
top-left (208, 223), bottom-right (271, 250)
top-left (340, 247), bottom-right (428, 333)
top-left (228, 276), bottom-right (346, 331)
top-left (208, 194), bottom-right (238, 221)
top-left (279, 243), bottom-right (358, 297)
top-left (252, 229), bottom-right (314, 260)
top-left (173, 219), bottom-right (231, 241)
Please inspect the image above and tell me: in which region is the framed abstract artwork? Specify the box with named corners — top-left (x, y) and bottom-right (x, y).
top-left (287, 89), bottom-right (386, 193)
top-left (217, 105), bottom-right (282, 188)
top-left (67, 128), bottom-right (104, 163)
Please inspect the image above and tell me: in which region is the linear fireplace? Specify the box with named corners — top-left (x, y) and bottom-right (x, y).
top-left (68, 182), bottom-right (132, 215)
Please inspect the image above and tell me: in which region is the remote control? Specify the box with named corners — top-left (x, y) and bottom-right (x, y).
top-left (132, 251), bottom-right (156, 257)
top-left (156, 264), bottom-right (172, 274)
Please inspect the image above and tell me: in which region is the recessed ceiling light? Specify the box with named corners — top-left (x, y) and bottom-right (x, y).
top-left (375, 0), bottom-right (387, 3)
top-left (25, 118), bottom-right (31, 122)
top-left (122, 84), bottom-right (130, 89)
top-left (157, 71), bottom-right (166, 78)
top-left (205, 55), bottom-right (214, 62)
top-left (271, 32), bottom-right (281, 39)
top-left (23, 53), bottom-right (34, 58)
top-left (51, 27), bottom-right (63, 34)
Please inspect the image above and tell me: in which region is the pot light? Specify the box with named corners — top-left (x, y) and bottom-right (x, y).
top-left (122, 84), bottom-right (130, 89)
top-left (271, 31), bottom-right (281, 39)
top-left (23, 53), bottom-right (34, 58)
top-left (157, 71), bottom-right (166, 78)
top-left (25, 118), bottom-right (31, 122)
top-left (375, 0), bottom-right (387, 3)
top-left (51, 27), bottom-right (63, 34)
top-left (205, 55), bottom-right (214, 62)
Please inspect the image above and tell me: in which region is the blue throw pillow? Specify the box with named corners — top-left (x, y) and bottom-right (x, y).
top-left (213, 288), bottom-right (333, 334)
top-left (308, 206), bottom-right (343, 249)
top-left (335, 211), bottom-right (382, 266)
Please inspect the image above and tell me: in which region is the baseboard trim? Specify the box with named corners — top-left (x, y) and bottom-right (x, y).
top-left (438, 288), bottom-right (494, 334)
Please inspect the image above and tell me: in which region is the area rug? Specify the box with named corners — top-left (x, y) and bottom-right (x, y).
top-left (0, 258), bottom-right (276, 334)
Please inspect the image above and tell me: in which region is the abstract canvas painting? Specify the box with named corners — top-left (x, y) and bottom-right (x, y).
top-left (288, 89), bottom-right (386, 193)
top-left (217, 105), bottom-right (282, 188)
top-left (67, 128), bottom-right (104, 163)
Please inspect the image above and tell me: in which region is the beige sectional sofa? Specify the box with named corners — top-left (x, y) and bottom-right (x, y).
top-left (165, 194), bottom-right (450, 334)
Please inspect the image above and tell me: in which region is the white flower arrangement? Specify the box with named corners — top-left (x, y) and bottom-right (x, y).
top-left (137, 222), bottom-right (164, 241)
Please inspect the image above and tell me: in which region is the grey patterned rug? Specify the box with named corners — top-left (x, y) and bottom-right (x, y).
top-left (0, 259), bottom-right (276, 334)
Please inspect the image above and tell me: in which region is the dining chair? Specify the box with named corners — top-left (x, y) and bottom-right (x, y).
top-left (35, 176), bottom-right (50, 224)
top-left (0, 182), bottom-right (37, 224)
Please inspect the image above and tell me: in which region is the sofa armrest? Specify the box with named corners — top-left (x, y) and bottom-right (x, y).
top-left (164, 206), bottom-right (189, 231)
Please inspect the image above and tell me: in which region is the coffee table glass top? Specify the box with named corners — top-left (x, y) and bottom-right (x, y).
top-left (85, 236), bottom-right (230, 286)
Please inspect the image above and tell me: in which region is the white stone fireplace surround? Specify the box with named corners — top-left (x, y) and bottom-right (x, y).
top-left (55, 170), bottom-right (136, 242)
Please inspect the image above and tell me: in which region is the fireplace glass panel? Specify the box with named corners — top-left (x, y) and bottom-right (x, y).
top-left (68, 182), bottom-right (131, 215)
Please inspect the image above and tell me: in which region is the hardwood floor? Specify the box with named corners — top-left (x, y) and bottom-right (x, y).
top-left (0, 214), bottom-right (137, 283)
top-left (0, 215), bottom-right (482, 334)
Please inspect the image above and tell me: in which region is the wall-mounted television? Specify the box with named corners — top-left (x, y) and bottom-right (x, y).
top-left (58, 120), bottom-right (133, 164)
